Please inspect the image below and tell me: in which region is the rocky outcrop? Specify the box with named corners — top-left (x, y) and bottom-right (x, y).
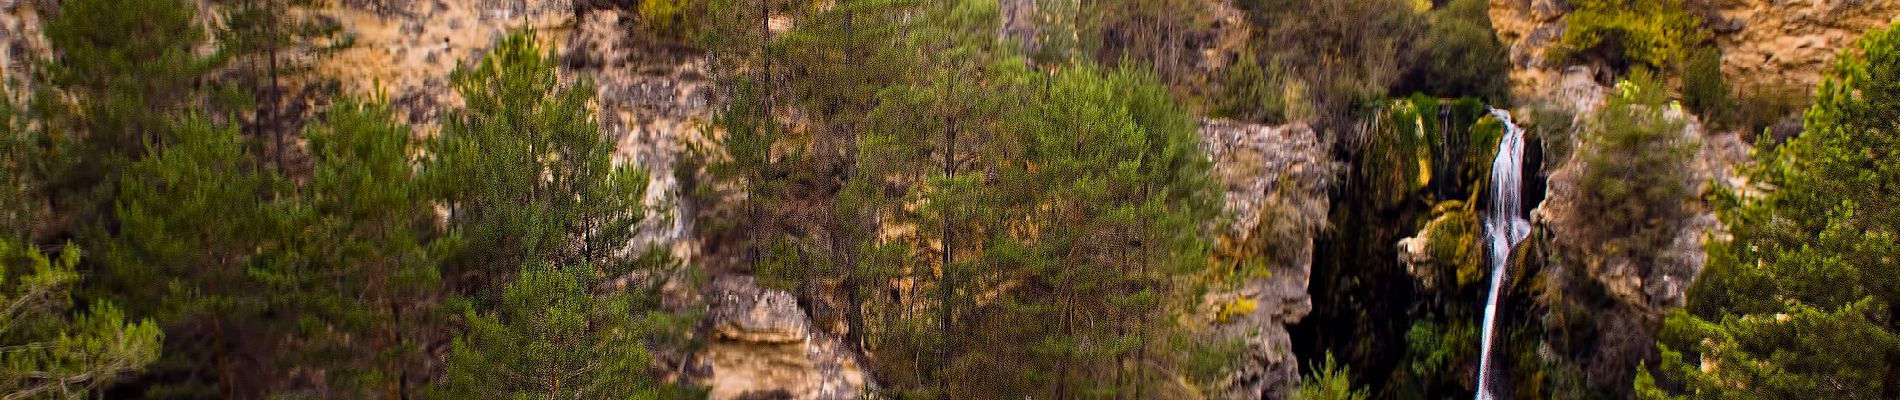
top-left (1490, 0), bottom-right (1900, 102)
top-left (1534, 104), bottom-right (1747, 312)
top-left (0, 0), bottom-right (47, 94)
top-left (1710, 0), bottom-right (1900, 92)
top-left (700, 276), bottom-right (869, 400)
top-left (1196, 119), bottom-right (1336, 400)
top-left (1489, 0), bottom-right (1576, 101)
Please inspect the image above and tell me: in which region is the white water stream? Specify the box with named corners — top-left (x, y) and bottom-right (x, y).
top-left (1475, 108), bottom-right (1531, 400)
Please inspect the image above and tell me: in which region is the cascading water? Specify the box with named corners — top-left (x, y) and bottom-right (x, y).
top-left (1475, 108), bottom-right (1531, 400)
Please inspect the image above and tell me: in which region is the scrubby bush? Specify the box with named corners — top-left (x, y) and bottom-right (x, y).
top-left (1088, 0), bottom-right (1222, 99)
top-left (1400, 0), bottom-right (1512, 101)
top-left (1734, 82), bottom-right (1812, 144)
top-left (1530, 105), bottom-right (1578, 165)
top-left (1680, 47), bottom-right (1735, 126)
top-left (1217, 51), bottom-right (1289, 124)
top-left (639, 0), bottom-right (696, 37)
top-left (1573, 69), bottom-right (1697, 262)
top-left (1555, 0), bottom-right (1704, 71)
top-left (1296, 352), bottom-right (1370, 400)
top-left (1236, 0), bottom-right (1424, 127)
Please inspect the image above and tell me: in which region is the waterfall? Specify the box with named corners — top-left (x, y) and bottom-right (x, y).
top-left (1475, 108), bottom-right (1531, 400)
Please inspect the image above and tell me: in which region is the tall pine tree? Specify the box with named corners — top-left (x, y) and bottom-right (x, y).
top-left (33, 0), bottom-right (223, 237)
top-left (101, 117), bottom-right (285, 398)
top-left (428, 30), bottom-right (653, 289)
top-left (431, 263), bottom-right (666, 399)
top-left (276, 98), bottom-right (447, 398)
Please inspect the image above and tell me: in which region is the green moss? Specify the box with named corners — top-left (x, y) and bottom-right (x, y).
top-left (1464, 116), bottom-right (1504, 197)
top-left (1420, 201), bottom-right (1484, 288)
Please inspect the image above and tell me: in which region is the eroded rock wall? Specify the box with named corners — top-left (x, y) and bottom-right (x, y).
top-left (1491, 0), bottom-right (1900, 102)
top-left (702, 276), bottom-right (870, 400)
top-left (1197, 118), bottom-right (1336, 400)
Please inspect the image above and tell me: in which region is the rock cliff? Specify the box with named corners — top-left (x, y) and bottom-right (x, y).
top-left (1196, 118), bottom-right (1336, 399)
top-left (1490, 0), bottom-right (1900, 101)
top-left (0, 0), bottom-right (1370, 397)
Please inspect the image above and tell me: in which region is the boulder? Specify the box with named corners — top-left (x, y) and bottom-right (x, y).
top-left (700, 276), bottom-right (869, 400)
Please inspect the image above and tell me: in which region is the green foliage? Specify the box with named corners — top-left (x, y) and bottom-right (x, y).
top-left (1681, 47), bottom-right (1735, 126)
top-left (0, 88), bottom-right (37, 240)
top-left (432, 264), bottom-right (662, 399)
top-left (1641, 22), bottom-right (1900, 399)
top-left (640, 0), bottom-right (700, 37)
top-left (103, 117), bottom-right (279, 322)
top-left (1236, 0), bottom-right (1424, 126)
top-left (1555, 0), bottom-right (1704, 70)
top-left (1084, 0), bottom-right (1222, 101)
top-left (1462, 112), bottom-right (1505, 195)
top-left (1362, 95), bottom-right (1500, 209)
top-left (34, 0), bottom-right (223, 235)
top-left (1216, 51), bottom-right (1289, 124)
top-left (1295, 352), bottom-right (1369, 400)
top-left (1529, 105), bottom-right (1578, 166)
top-left (1400, 0), bottom-right (1512, 101)
top-left (429, 29), bottom-right (653, 281)
top-left (808, 2), bottom-right (1227, 391)
top-left (101, 116), bottom-right (284, 398)
top-left (1399, 317), bottom-right (1481, 395)
top-left (278, 98), bottom-right (447, 397)
top-left (1573, 69), bottom-right (1696, 261)
top-left (1365, 98), bottom-right (1431, 209)
top-left (1733, 82), bottom-right (1811, 144)
top-left (979, 64), bottom-right (1220, 398)
top-left (0, 240), bottom-right (162, 399)
top-left (1422, 202), bottom-right (1483, 287)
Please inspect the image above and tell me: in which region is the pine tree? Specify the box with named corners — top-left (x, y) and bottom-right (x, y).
top-left (1636, 23), bottom-right (1900, 399)
top-left (212, 0), bottom-right (348, 171)
top-left (33, 0), bottom-right (223, 235)
top-left (0, 86), bottom-right (38, 240)
top-left (1294, 353), bottom-right (1370, 400)
top-left (101, 116), bottom-right (284, 398)
top-left (987, 65), bottom-right (1219, 398)
top-left (428, 29), bottom-right (652, 287)
top-left (0, 240), bottom-right (162, 399)
top-left (833, 0), bottom-right (1028, 394)
top-left (431, 264), bottom-right (662, 399)
top-left (277, 98), bottom-right (445, 397)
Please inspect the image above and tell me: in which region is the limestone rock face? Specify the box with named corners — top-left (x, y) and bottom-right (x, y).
top-left (1515, 78), bottom-right (1753, 390)
top-left (1490, 0), bottom-right (1900, 101)
top-left (0, 0), bottom-right (47, 92)
top-left (1711, 0), bottom-right (1900, 92)
top-left (1196, 119), bottom-right (1336, 400)
top-left (701, 276), bottom-right (869, 400)
top-left (315, 0), bottom-right (708, 252)
top-left (1530, 82), bottom-right (1750, 313)
top-left (1198, 119), bottom-right (1335, 247)
top-left (1489, 0), bottom-right (1573, 101)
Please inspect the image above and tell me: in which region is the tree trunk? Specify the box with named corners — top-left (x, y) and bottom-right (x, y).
top-left (937, 115), bottom-right (955, 399)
